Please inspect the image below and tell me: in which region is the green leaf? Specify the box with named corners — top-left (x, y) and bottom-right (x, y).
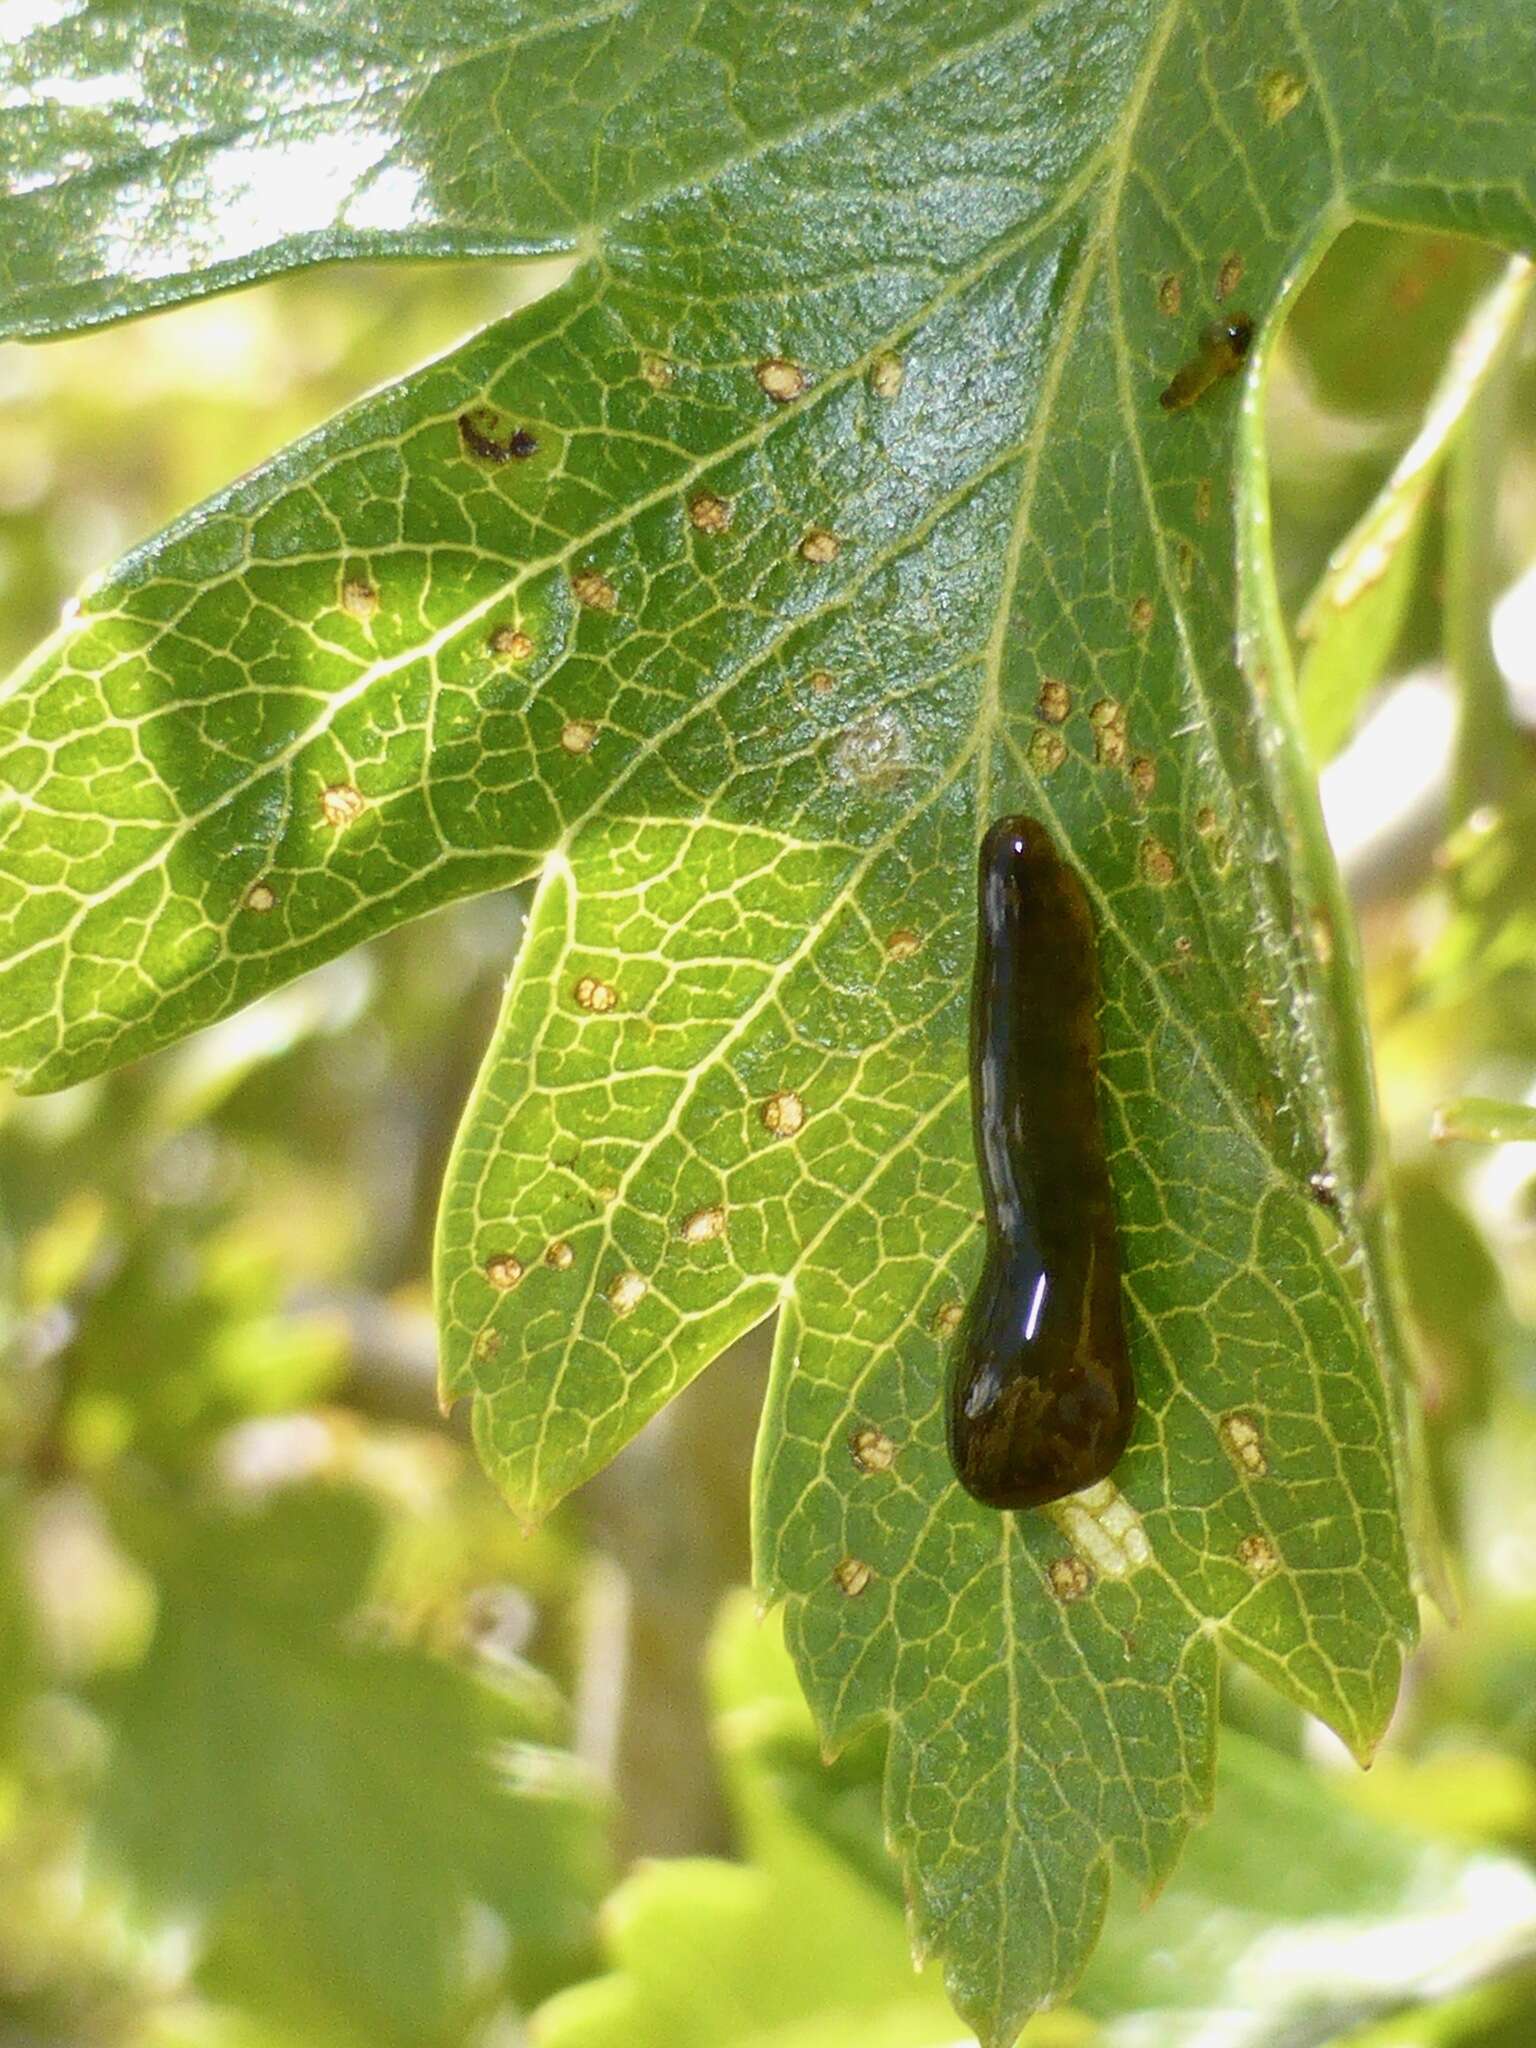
top-left (7, 3), bottom-right (1536, 2037)
top-left (540, 1594), bottom-right (1536, 2048)
top-left (533, 1594), bottom-right (1065, 2048)
top-left (1296, 257), bottom-right (1532, 766)
top-left (1432, 1097), bottom-right (1536, 1145)
top-left (91, 1485), bottom-right (607, 2041)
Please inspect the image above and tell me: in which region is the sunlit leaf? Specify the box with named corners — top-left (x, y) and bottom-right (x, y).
top-left (7, 3), bottom-right (1536, 2036)
top-left (542, 1595), bottom-right (1536, 2048)
top-left (1296, 257), bottom-right (1532, 765)
top-left (1433, 1097), bottom-right (1536, 1145)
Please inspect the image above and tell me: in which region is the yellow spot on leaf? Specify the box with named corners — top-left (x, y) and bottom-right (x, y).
top-left (1259, 68), bottom-right (1308, 122)
top-left (340, 576), bottom-right (379, 620)
top-left (485, 1254), bottom-right (524, 1292)
top-left (1237, 1532), bottom-right (1279, 1577)
top-left (560, 719), bottom-right (599, 755)
top-left (244, 881), bottom-right (277, 914)
top-left (884, 926), bottom-right (922, 961)
top-left (545, 1239), bottom-right (575, 1271)
top-left (799, 527), bottom-right (840, 565)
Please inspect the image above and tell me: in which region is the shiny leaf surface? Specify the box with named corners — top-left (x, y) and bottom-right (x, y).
top-left (6, 2), bottom-right (1536, 2037)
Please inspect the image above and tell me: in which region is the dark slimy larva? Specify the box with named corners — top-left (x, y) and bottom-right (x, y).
top-left (946, 817), bottom-right (1135, 1510)
top-left (1159, 313), bottom-right (1254, 411)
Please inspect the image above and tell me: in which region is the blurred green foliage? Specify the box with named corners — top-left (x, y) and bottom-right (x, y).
top-left (5, 217), bottom-right (1536, 2043)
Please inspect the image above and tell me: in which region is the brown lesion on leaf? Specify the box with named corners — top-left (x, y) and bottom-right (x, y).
top-left (1157, 272), bottom-right (1182, 317)
top-left (571, 568), bottom-right (617, 611)
top-left (805, 668), bottom-right (835, 697)
top-left (484, 1253), bottom-right (525, 1292)
top-left (607, 1270), bottom-right (648, 1316)
top-left (1089, 698), bottom-right (1127, 768)
top-left (1130, 594), bottom-right (1155, 635)
top-left (1219, 1411), bottom-right (1269, 1477)
top-left (869, 352), bottom-right (904, 398)
top-left (1128, 754), bottom-right (1157, 802)
top-left (1195, 475), bottom-right (1214, 522)
top-left (932, 1301), bottom-right (963, 1336)
top-left (833, 1555), bottom-right (873, 1597)
top-left (1139, 837), bottom-right (1177, 886)
top-left (1037, 676), bottom-right (1072, 724)
top-left (339, 575), bottom-right (379, 621)
top-left (688, 491), bottom-right (733, 534)
top-left (640, 351), bottom-right (674, 390)
top-left (884, 926), bottom-right (922, 961)
top-left (574, 975), bottom-right (619, 1013)
top-left (799, 527), bottom-right (840, 565)
top-left (1216, 253), bottom-right (1245, 301)
top-left (319, 783), bottom-right (366, 828)
top-left (458, 405), bottom-right (539, 463)
top-left (1237, 1532), bottom-right (1279, 1577)
top-left (680, 1204), bottom-right (727, 1245)
top-left (560, 718), bottom-right (599, 755)
top-left (757, 355), bottom-right (808, 402)
top-left (849, 1426), bottom-right (897, 1474)
top-left (545, 1239), bottom-right (575, 1271)
top-left (244, 880), bottom-right (277, 914)
top-left (1047, 1556), bottom-right (1094, 1603)
top-left (762, 1089), bottom-right (806, 1138)
top-left (1029, 729), bottom-right (1067, 775)
top-left (488, 624), bottom-right (534, 660)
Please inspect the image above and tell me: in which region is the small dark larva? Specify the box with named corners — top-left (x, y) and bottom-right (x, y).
top-left (1159, 314), bottom-right (1254, 412)
top-left (458, 407), bottom-right (539, 462)
top-left (945, 817), bottom-right (1136, 1510)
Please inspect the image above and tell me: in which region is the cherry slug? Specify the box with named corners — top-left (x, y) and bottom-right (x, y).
top-left (945, 817), bottom-right (1136, 1510)
top-left (1159, 312), bottom-right (1254, 411)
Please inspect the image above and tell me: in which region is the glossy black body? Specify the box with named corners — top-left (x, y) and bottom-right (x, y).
top-left (946, 818), bottom-right (1135, 1509)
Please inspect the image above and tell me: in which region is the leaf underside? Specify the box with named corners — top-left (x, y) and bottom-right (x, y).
top-left (6, 2), bottom-right (1536, 2038)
